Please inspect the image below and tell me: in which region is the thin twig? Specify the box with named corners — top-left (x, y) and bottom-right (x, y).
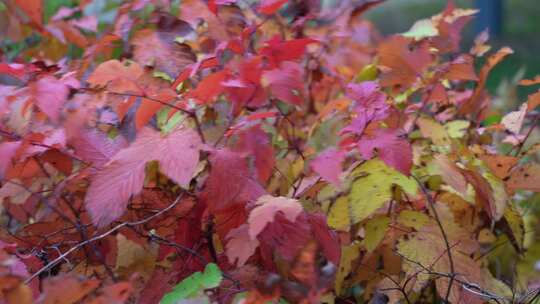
top-left (24, 194), bottom-right (184, 284)
top-left (412, 176), bottom-right (456, 303)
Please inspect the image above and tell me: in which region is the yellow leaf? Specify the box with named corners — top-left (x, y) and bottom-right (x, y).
top-left (335, 242), bottom-right (360, 295)
top-left (502, 204), bottom-right (525, 252)
top-left (341, 159), bottom-right (417, 225)
top-left (363, 216), bottom-right (390, 252)
top-left (355, 64), bottom-right (378, 82)
top-left (417, 117), bottom-right (451, 146)
top-left (327, 196), bottom-right (350, 231)
top-left (444, 120), bottom-right (470, 138)
top-left (397, 210), bottom-right (430, 230)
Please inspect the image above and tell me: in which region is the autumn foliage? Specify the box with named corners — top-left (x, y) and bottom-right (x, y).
top-left (1, 0), bottom-right (540, 303)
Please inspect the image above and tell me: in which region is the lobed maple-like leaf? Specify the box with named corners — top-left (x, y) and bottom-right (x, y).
top-left (86, 127), bottom-right (202, 226)
top-left (248, 195), bottom-right (303, 239)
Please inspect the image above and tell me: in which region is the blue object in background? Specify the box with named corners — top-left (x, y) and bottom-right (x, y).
top-left (475, 0), bottom-right (503, 37)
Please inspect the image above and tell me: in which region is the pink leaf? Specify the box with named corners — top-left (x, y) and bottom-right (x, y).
top-left (85, 159), bottom-right (147, 227)
top-left (358, 129), bottom-right (412, 175)
top-left (30, 76), bottom-right (69, 122)
top-left (85, 127), bottom-right (202, 227)
top-left (341, 82), bottom-right (389, 136)
top-left (311, 148), bottom-right (345, 186)
top-left (234, 125), bottom-right (275, 183)
top-left (225, 224), bottom-right (259, 266)
top-left (0, 141), bottom-right (21, 179)
top-left (70, 129), bottom-right (127, 168)
top-left (155, 128), bottom-right (202, 187)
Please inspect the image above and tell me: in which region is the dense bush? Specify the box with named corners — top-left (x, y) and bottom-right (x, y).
top-left (0, 0), bottom-right (539, 303)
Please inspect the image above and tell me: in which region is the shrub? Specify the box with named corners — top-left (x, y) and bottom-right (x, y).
top-left (0, 0), bottom-right (539, 303)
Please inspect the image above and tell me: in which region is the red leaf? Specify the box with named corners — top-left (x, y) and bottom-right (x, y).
top-left (260, 37), bottom-right (317, 67)
top-left (224, 56), bottom-right (267, 112)
top-left (358, 129), bottom-right (412, 175)
top-left (14, 0), bottom-right (42, 26)
top-left (235, 125), bottom-right (275, 183)
top-left (189, 70), bottom-right (228, 104)
top-left (262, 61), bottom-right (304, 106)
top-left (258, 212), bottom-right (311, 262)
top-left (86, 128), bottom-right (202, 227)
top-left (257, 0), bottom-right (288, 15)
top-left (208, 0), bottom-right (237, 14)
top-left (311, 148), bottom-right (345, 186)
top-left (200, 149), bottom-right (265, 213)
top-left (0, 63), bottom-right (26, 80)
top-left (248, 195), bottom-right (303, 239)
top-left (87, 60), bottom-right (144, 89)
top-left (308, 213), bottom-right (341, 265)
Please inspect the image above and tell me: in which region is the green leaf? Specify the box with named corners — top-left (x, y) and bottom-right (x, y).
top-left (160, 263), bottom-right (222, 304)
top-left (201, 263), bottom-right (222, 289)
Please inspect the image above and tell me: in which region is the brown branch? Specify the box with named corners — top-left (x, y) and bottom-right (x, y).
top-left (24, 193), bottom-right (184, 284)
top-left (396, 251), bottom-right (505, 304)
top-left (514, 113), bottom-right (539, 156)
top-left (412, 176), bottom-right (456, 303)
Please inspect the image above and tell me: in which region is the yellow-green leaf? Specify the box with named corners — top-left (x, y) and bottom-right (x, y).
top-left (335, 242), bottom-right (360, 295)
top-left (344, 159), bottom-right (417, 225)
top-left (444, 120), bottom-right (470, 139)
top-left (327, 196), bottom-right (350, 231)
top-left (363, 216), bottom-right (390, 252)
top-left (397, 210), bottom-right (430, 230)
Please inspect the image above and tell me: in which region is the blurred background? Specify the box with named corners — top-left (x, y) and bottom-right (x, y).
top-left (363, 0), bottom-right (540, 107)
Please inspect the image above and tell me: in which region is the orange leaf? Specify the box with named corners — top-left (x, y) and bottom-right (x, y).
top-left (519, 75), bottom-right (540, 86)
